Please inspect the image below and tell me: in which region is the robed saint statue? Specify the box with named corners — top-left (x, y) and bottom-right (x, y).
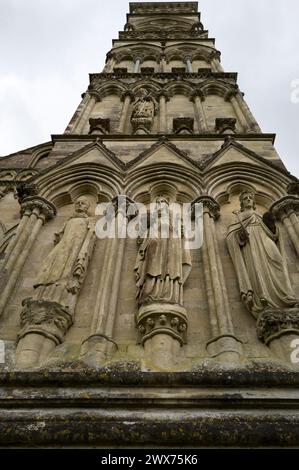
top-left (226, 191), bottom-right (298, 318)
top-left (134, 197), bottom-right (192, 307)
top-left (33, 196), bottom-right (96, 309)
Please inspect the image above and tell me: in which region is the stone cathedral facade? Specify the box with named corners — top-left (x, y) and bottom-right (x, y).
top-left (1, 1), bottom-right (299, 447)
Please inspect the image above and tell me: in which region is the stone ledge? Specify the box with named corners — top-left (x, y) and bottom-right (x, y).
top-left (0, 360), bottom-right (299, 386)
top-left (0, 407), bottom-right (299, 447)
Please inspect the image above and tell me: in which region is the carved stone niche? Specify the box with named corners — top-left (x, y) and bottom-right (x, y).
top-left (89, 117), bottom-right (110, 135)
top-left (215, 118), bottom-right (237, 134)
top-left (173, 117), bottom-right (194, 135)
top-left (130, 93), bottom-right (155, 134)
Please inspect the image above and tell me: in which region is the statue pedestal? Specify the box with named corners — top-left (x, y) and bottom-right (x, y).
top-left (15, 299), bottom-right (72, 368)
top-left (80, 334), bottom-right (118, 366)
top-left (257, 308), bottom-right (299, 367)
top-left (137, 303), bottom-right (188, 371)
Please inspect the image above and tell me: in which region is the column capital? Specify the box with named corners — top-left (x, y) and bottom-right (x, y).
top-left (157, 90), bottom-right (170, 102)
top-left (190, 89), bottom-right (205, 102)
top-left (208, 50), bottom-right (221, 62)
top-left (106, 51), bottom-right (116, 62)
top-left (257, 308), bottom-right (299, 345)
top-left (86, 90), bottom-right (101, 102)
top-left (137, 304), bottom-right (188, 346)
top-left (121, 90), bottom-right (135, 102)
top-left (111, 195), bottom-right (138, 220)
top-left (270, 195), bottom-right (299, 220)
top-left (18, 298), bottom-right (73, 346)
top-left (15, 182), bottom-right (38, 203)
top-left (20, 196), bottom-right (57, 221)
top-left (133, 55), bottom-right (143, 63)
top-left (224, 86), bottom-right (239, 102)
top-left (191, 195), bottom-right (220, 220)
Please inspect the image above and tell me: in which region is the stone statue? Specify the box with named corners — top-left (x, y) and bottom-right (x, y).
top-left (15, 196), bottom-right (96, 367)
top-left (134, 197), bottom-right (191, 306)
top-left (134, 196), bottom-right (192, 370)
top-left (226, 191), bottom-right (298, 318)
top-left (33, 196), bottom-right (95, 307)
top-left (130, 90), bottom-right (155, 134)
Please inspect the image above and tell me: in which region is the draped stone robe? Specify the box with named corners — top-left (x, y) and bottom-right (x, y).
top-left (226, 209), bottom-right (298, 318)
top-left (134, 219), bottom-right (192, 306)
top-left (33, 213), bottom-right (96, 310)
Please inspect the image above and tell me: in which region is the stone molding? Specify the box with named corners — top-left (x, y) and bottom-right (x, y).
top-left (119, 30), bottom-right (205, 40)
top-left (129, 2), bottom-right (198, 14)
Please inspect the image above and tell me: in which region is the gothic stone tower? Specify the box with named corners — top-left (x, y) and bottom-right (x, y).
top-left (1, 1), bottom-right (299, 447)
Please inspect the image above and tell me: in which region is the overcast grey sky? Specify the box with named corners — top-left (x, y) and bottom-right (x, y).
top-left (0, 0), bottom-right (298, 176)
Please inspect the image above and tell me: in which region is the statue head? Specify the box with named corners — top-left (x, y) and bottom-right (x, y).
top-left (74, 196), bottom-right (90, 214)
top-left (239, 191), bottom-right (256, 211)
top-left (155, 195), bottom-right (169, 206)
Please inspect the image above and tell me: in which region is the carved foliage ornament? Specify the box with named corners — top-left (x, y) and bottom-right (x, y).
top-left (257, 308), bottom-right (299, 344)
top-left (18, 298), bottom-right (73, 346)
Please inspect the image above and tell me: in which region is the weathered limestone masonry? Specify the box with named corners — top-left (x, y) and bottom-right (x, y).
top-left (0, 1), bottom-right (299, 447)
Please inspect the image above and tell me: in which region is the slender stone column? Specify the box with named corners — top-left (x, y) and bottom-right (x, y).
top-left (133, 56), bottom-right (142, 73)
top-left (118, 91), bottom-right (134, 133)
top-left (64, 92), bottom-right (91, 134)
top-left (74, 93), bottom-right (97, 134)
top-left (0, 197), bottom-right (56, 318)
top-left (191, 91), bottom-right (208, 132)
top-left (193, 196), bottom-right (243, 361)
top-left (158, 92), bottom-right (168, 133)
top-left (271, 196), bottom-right (299, 257)
top-left (226, 90), bottom-right (249, 133)
top-left (184, 56), bottom-right (193, 73)
top-left (104, 56), bottom-right (116, 73)
top-left (209, 51), bottom-right (223, 72)
top-left (235, 93), bottom-right (261, 133)
top-left (1, 208), bottom-right (31, 271)
top-left (80, 196), bottom-right (135, 365)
